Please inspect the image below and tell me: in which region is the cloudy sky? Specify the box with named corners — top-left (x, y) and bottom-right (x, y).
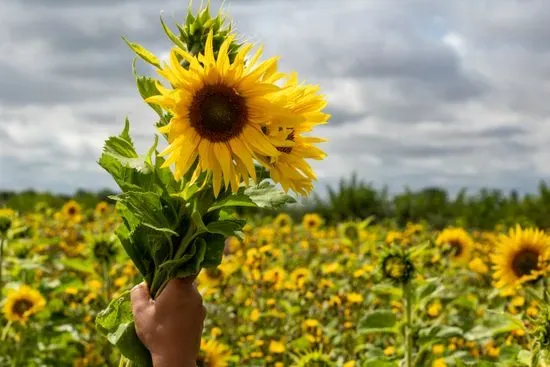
top-left (1, 0), bottom-right (549, 195)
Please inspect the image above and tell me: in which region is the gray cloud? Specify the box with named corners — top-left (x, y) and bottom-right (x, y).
top-left (1, 0), bottom-right (549, 195)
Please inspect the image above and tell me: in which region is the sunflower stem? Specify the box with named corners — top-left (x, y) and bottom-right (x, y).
top-left (543, 277), bottom-right (548, 304)
top-left (103, 260), bottom-right (111, 301)
top-left (404, 281), bottom-right (414, 367)
top-left (1, 320), bottom-right (11, 341)
top-left (0, 235), bottom-right (5, 293)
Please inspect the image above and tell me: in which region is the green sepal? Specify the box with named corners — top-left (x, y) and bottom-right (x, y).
top-left (95, 291), bottom-right (153, 367)
top-left (160, 15), bottom-right (187, 51)
top-left (123, 37), bottom-right (161, 68)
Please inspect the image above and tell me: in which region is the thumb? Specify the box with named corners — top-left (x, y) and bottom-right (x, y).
top-left (130, 282), bottom-right (151, 316)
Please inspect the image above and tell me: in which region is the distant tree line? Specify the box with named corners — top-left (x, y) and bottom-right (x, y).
top-left (3, 174), bottom-right (550, 230)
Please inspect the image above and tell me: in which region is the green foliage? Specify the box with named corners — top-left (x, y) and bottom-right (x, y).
top-left (298, 174), bottom-right (550, 230)
top-left (95, 291), bottom-right (152, 367)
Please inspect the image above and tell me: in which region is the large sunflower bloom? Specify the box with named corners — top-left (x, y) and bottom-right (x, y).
top-left (436, 227), bottom-right (474, 264)
top-left (492, 225), bottom-right (550, 289)
top-left (3, 285), bottom-right (46, 323)
top-left (147, 31), bottom-right (300, 196)
top-left (259, 74), bottom-right (329, 195)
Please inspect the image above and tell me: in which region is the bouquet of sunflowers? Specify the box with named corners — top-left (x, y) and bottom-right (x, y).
top-left (95, 3), bottom-right (329, 366)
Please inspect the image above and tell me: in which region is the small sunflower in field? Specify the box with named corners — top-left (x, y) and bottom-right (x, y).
top-left (147, 30), bottom-right (303, 196)
top-left (94, 201), bottom-right (109, 217)
top-left (492, 225), bottom-right (550, 288)
top-left (290, 267), bottom-right (311, 289)
top-left (339, 221), bottom-right (361, 243)
top-left (380, 251), bottom-right (414, 284)
top-left (61, 200), bottom-right (82, 222)
top-left (3, 285), bottom-right (46, 323)
top-left (0, 208), bottom-right (15, 233)
top-left (197, 339), bottom-right (231, 367)
top-left (302, 213), bottom-right (323, 231)
top-left (273, 213), bottom-right (293, 233)
top-left (436, 227), bottom-right (473, 264)
top-left (291, 350), bottom-right (333, 367)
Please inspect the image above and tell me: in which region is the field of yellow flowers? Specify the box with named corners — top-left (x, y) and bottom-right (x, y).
top-left (0, 201), bottom-right (549, 367)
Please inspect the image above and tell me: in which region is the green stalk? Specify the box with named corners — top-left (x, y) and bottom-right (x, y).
top-left (543, 277), bottom-right (548, 304)
top-left (0, 236), bottom-right (5, 293)
top-left (1, 321), bottom-right (12, 341)
top-left (103, 260), bottom-right (111, 301)
top-left (404, 282), bottom-right (414, 367)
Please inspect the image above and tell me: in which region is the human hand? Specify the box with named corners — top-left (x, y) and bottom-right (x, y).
top-left (131, 277), bottom-right (206, 367)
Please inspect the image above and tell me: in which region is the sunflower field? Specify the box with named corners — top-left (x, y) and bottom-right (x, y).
top-left (2, 199), bottom-right (550, 367)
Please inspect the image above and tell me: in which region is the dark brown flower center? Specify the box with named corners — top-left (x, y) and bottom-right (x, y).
top-left (68, 206), bottom-right (77, 216)
top-left (13, 299), bottom-right (34, 317)
top-left (189, 84), bottom-right (248, 142)
top-left (512, 249), bottom-right (540, 277)
top-left (448, 240), bottom-right (463, 257)
top-left (345, 226), bottom-right (359, 240)
top-left (206, 268), bottom-right (223, 279)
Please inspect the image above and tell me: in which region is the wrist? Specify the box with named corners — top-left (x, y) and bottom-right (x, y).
top-left (152, 353), bottom-right (196, 367)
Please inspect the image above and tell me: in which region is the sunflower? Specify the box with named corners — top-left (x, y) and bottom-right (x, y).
top-left (290, 267), bottom-right (311, 288)
top-left (197, 339), bottom-right (231, 367)
top-left (147, 31), bottom-right (301, 196)
top-left (492, 225), bottom-right (550, 288)
top-left (302, 213), bottom-right (323, 231)
top-left (61, 200), bottom-right (82, 222)
top-left (436, 227), bottom-right (473, 264)
top-left (258, 74), bottom-right (329, 195)
top-left (273, 213), bottom-right (293, 232)
top-left (94, 201), bottom-right (109, 216)
top-left (3, 285), bottom-right (46, 323)
top-left (340, 222), bottom-right (361, 242)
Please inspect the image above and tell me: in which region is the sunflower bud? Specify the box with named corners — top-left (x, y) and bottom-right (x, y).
top-left (92, 236), bottom-right (118, 263)
top-left (177, 4), bottom-right (240, 61)
top-left (0, 216), bottom-right (11, 235)
top-left (381, 251), bottom-right (415, 284)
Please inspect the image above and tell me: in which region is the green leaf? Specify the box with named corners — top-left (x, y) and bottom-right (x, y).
top-left (206, 219), bottom-right (246, 236)
top-left (208, 193), bottom-right (258, 212)
top-left (114, 191), bottom-right (177, 234)
top-left (201, 233), bottom-right (226, 268)
top-left (436, 326), bottom-right (463, 338)
top-left (96, 291), bottom-right (153, 367)
top-left (243, 180), bottom-right (296, 208)
top-left (174, 238), bottom-right (207, 278)
top-left (159, 238), bottom-right (208, 278)
top-left (191, 210), bottom-right (207, 232)
top-left (370, 284), bottom-right (403, 298)
top-left (132, 59), bottom-right (167, 123)
top-left (60, 258), bottom-right (94, 274)
top-left (122, 37), bottom-right (160, 68)
top-left (98, 119), bottom-right (158, 193)
top-left (359, 310), bottom-right (397, 332)
top-left (516, 349), bottom-right (532, 366)
top-left (464, 312), bottom-right (523, 340)
top-left (362, 360), bottom-right (397, 367)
